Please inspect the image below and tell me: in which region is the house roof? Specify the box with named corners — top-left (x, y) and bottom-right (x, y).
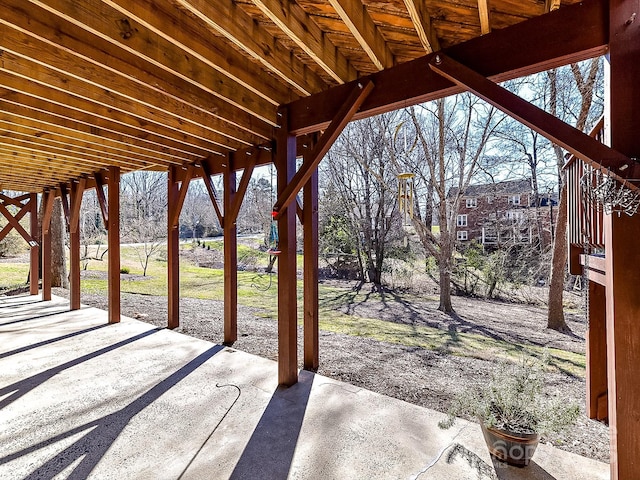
top-left (0, 0), bottom-right (600, 192)
top-left (449, 178), bottom-right (532, 198)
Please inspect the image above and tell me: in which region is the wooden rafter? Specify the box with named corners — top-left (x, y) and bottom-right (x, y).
top-left (328, 0), bottom-right (394, 70)
top-left (402, 0), bottom-right (440, 53)
top-left (428, 54), bottom-right (640, 183)
top-left (27, 0), bottom-right (278, 127)
top-left (273, 80), bottom-right (375, 218)
top-left (251, 0), bottom-right (357, 83)
top-left (287, 0), bottom-right (608, 134)
top-left (175, 0), bottom-right (326, 96)
top-left (478, 0), bottom-right (491, 35)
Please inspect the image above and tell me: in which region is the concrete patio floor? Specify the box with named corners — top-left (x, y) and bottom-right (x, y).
top-left (0, 294), bottom-right (609, 480)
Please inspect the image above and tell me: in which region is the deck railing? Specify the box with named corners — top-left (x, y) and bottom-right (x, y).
top-left (565, 117), bottom-right (605, 275)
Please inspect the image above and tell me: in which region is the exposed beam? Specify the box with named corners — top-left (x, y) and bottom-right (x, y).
top-left (273, 81), bottom-right (374, 218)
top-left (175, 0), bottom-right (327, 96)
top-left (251, 0), bottom-right (357, 84)
top-left (287, 0), bottom-right (608, 134)
top-left (402, 0), bottom-right (440, 53)
top-left (0, 99), bottom-right (202, 163)
top-left (27, 0), bottom-right (279, 126)
top-left (0, 1), bottom-right (273, 141)
top-left (428, 54), bottom-right (639, 182)
top-left (102, 0), bottom-right (293, 106)
top-left (478, 0), bottom-right (491, 35)
top-left (328, 0), bottom-right (394, 70)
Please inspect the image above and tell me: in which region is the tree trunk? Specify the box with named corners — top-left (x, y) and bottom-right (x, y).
top-left (51, 198), bottom-right (68, 288)
top-left (438, 265), bottom-right (454, 313)
top-left (547, 183), bottom-right (571, 332)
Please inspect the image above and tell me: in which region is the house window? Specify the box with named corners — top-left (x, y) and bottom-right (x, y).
top-left (457, 214), bottom-right (468, 227)
top-left (457, 230), bottom-right (468, 241)
top-left (466, 198), bottom-right (477, 208)
top-left (487, 195), bottom-right (493, 204)
top-left (506, 210), bottom-right (524, 221)
top-left (509, 195), bottom-right (521, 206)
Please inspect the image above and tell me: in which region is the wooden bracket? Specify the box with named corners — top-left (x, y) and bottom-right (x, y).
top-left (272, 80), bottom-right (375, 219)
top-left (169, 165), bottom-right (194, 229)
top-left (226, 155), bottom-right (257, 224)
top-left (428, 54), bottom-right (640, 185)
top-left (296, 196), bottom-right (304, 225)
top-left (58, 183), bottom-right (71, 228)
top-left (41, 189), bottom-right (55, 235)
top-left (69, 178), bottom-right (86, 234)
top-left (201, 162), bottom-right (224, 226)
top-left (94, 171), bottom-right (109, 230)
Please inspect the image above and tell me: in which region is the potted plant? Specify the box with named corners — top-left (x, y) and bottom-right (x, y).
top-left (438, 357), bottom-right (580, 467)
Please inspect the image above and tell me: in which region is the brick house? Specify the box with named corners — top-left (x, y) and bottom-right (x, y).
top-left (449, 178), bottom-right (557, 249)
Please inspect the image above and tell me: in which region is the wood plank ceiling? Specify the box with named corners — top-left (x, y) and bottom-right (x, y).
top-left (0, 0), bottom-right (577, 192)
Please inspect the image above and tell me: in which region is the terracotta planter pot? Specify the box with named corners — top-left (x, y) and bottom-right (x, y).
top-left (481, 423), bottom-right (540, 467)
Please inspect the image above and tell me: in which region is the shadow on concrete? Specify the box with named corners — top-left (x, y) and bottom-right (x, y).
top-left (0, 307), bottom-right (71, 326)
top-left (0, 328), bottom-right (160, 410)
top-left (492, 457), bottom-right (557, 480)
top-left (0, 324), bottom-right (109, 359)
top-left (229, 370), bottom-right (314, 480)
top-left (0, 294), bottom-right (42, 310)
top-left (0, 344), bottom-right (223, 479)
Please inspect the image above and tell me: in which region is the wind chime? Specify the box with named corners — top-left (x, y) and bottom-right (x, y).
top-left (397, 172), bottom-right (415, 247)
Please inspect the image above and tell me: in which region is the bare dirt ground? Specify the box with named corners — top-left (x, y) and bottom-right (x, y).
top-left (52, 280), bottom-right (610, 465)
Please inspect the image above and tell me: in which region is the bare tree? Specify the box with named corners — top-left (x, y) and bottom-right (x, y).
top-left (180, 180), bottom-right (218, 241)
top-left (547, 59), bottom-right (602, 332)
top-left (324, 112), bottom-right (404, 287)
top-left (404, 94), bottom-right (502, 313)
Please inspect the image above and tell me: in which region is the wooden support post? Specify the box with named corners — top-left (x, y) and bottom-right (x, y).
top-left (604, 3), bottom-right (640, 476)
top-left (107, 167), bottom-right (120, 324)
top-left (41, 190), bottom-right (54, 301)
top-left (167, 166), bottom-right (180, 329)
top-left (29, 193), bottom-right (38, 295)
top-left (223, 155), bottom-right (238, 345)
top-left (586, 280), bottom-right (607, 420)
top-left (303, 165), bottom-right (319, 371)
top-left (277, 107), bottom-right (299, 386)
top-left (69, 180), bottom-right (85, 310)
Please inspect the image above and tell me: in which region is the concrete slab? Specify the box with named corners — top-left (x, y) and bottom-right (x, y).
top-left (0, 294), bottom-right (610, 480)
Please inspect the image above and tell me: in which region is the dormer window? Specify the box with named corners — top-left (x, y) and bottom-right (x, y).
top-left (466, 198), bottom-right (477, 208)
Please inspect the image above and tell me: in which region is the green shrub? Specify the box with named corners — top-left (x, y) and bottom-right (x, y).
top-left (120, 266), bottom-right (130, 274)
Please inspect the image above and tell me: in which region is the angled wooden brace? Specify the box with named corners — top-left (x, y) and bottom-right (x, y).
top-left (201, 162), bottom-right (224, 227)
top-left (226, 155), bottom-right (258, 225)
top-left (272, 80), bottom-right (375, 219)
top-left (69, 178), bottom-right (87, 235)
top-left (0, 200), bottom-right (30, 242)
top-left (41, 189), bottom-right (55, 235)
top-left (0, 199), bottom-right (36, 245)
top-left (428, 54), bottom-right (640, 186)
top-left (94, 171), bottom-right (109, 230)
top-left (58, 183), bottom-right (71, 228)
top-left (169, 165), bottom-right (195, 229)
top-left (0, 193), bottom-right (30, 207)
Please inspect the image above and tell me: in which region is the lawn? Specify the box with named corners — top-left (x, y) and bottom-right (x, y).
top-left (73, 244), bottom-right (586, 377)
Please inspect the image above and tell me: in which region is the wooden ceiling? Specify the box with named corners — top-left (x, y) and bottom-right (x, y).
top-left (0, 0), bottom-right (581, 192)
